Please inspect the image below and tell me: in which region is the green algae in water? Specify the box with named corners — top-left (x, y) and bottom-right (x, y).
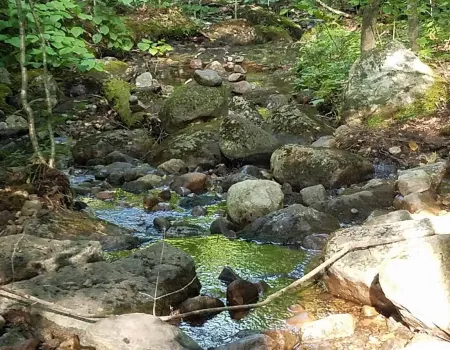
top-left (167, 236), bottom-right (315, 348)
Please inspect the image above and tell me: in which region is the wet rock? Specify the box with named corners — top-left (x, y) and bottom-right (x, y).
top-left (232, 81), bottom-right (253, 95)
top-left (379, 234), bottom-right (450, 339)
top-left (364, 210), bottom-right (412, 226)
top-left (323, 219), bottom-right (435, 310)
top-left (228, 73), bottom-right (246, 82)
top-left (73, 200), bottom-right (88, 212)
top-left (179, 195), bottom-right (217, 209)
top-left (299, 314), bottom-right (356, 342)
top-left (166, 224), bottom-right (204, 237)
top-left (302, 233), bottom-right (329, 250)
top-left (1, 339), bottom-right (40, 350)
top-left (1, 243), bottom-right (201, 322)
top-left (20, 200), bottom-right (42, 217)
top-left (227, 180), bottom-right (283, 226)
top-left (122, 164), bottom-right (157, 182)
top-left (179, 295), bottom-right (224, 316)
top-left (175, 186), bottom-right (192, 197)
top-left (81, 313), bottom-right (201, 350)
top-left (312, 180), bottom-right (395, 223)
top-left (271, 145), bottom-right (373, 190)
top-left (143, 194), bottom-right (161, 211)
top-left (157, 159), bottom-right (188, 175)
top-left (206, 61), bottom-right (227, 75)
top-left (72, 129), bottom-right (153, 165)
top-left (153, 217), bottom-right (171, 232)
top-left (191, 206), bottom-right (207, 216)
top-left (104, 150), bottom-right (137, 165)
top-left (239, 204), bottom-right (339, 244)
top-left (212, 334), bottom-right (270, 350)
top-left (159, 189), bottom-right (172, 201)
top-left (0, 234), bottom-right (102, 285)
top-left (220, 173), bottom-right (258, 192)
top-left (227, 279), bottom-right (259, 306)
top-left (193, 69), bottom-right (222, 87)
top-left (342, 42), bottom-right (442, 125)
top-left (0, 314), bottom-right (5, 329)
top-left (239, 165), bottom-right (266, 179)
top-left (22, 211), bottom-right (138, 251)
top-left (152, 202), bottom-right (172, 212)
top-left (147, 120), bottom-right (222, 170)
top-left (159, 84), bottom-right (228, 132)
top-left (95, 191), bottom-right (115, 200)
top-left (311, 135), bottom-right (336, 148)
top-left (300, 185), bottom-right (327, 207)
top-left (219, 116), bottom-right (279, 165)
top-left (286, 312), bottom-right (315, 329)
top-left (397, 169), bottom-right (431, 196)
top-left (170, 173), bottom-right (208, 193)
top-left (121, 174), bottom-right (162, 194)
top-left (218, 266), bottom-right (241, 284)
top-left (210, 217), bottom-right (237, 236)
top-left (266, 105), bottom-right (334, 145)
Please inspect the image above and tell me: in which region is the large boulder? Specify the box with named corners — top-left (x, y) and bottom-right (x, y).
top-left (72, 129), bottom-right (154, 165)
top-left (397, 161), bottom-right (448, 192)
top-left (379, 235), bottom-right (450, 339)
top-left (82, 313), bottom-right (201, 350)
top-left (265, 105), bottom-right (334, 144)
top-left (322, 219), bottom-right (435, 310)
top-left (271, 145), bottom-right (373, 190)
top-left (147, 119), bottom-right (222, 170)
top-left (239, 204), bottom-right (340, 245)
top-left (0, 242), bottom-right (201, 321)
top-left (227, 180), bottom-right (283, 226)
top-left (219, 116), bottom-right (279, 165)
top-left (0, 235), bottom-right (102, 285)
top-left (21, 210), bottom-right (139, 251)
top-left (159, 84), bottom-right (228, 132)
top-left (342, 41), bottom-right (446, 126)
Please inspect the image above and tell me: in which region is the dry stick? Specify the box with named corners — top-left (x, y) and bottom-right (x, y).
top-left (314, 0), bottom-right (353, 18)
top-left (15, 0), bottom-right (46, 164)
top-left (159, 235), bottom-right (421, 322)
top-left (140, 275), bottom-right (198, 301)
top-left (28, 0), bottom-right (56, 168)
top-left (153, 229), bottom-right (167, 315)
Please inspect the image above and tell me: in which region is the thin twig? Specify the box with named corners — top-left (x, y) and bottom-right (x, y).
top-left (314, 0), bottom-right (353, 18)
top-left (160, 234), bottom-right (425, 321)
top-left (139, 275), bottom-right (198, 301)
top-left (153, 228), bottom-right (167, 315)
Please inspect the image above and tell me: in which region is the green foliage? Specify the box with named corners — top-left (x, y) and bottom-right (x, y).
top-left (137, 39), bottom-right (173, 56)
top-left (295, 26), bottom-right (360, 105)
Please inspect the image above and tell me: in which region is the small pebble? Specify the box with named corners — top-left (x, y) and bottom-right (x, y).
top-left (389, 146), bottom-right (402, 155)
top-left (350, 208), bottom-right (359, 214)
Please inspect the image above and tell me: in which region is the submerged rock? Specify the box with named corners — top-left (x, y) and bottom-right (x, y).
top-left (219, 116), bottom-right (280, 165)
top-left (82, 313), bottom-right (202, 350)
top-left (179, 296), bottom-right (225, 317)
top-left (239, 204), bottom-right (340, 245)
top-left (227, 180), bottom-right (284, 226)
top-left (271, 145), bottom-right (373, 190)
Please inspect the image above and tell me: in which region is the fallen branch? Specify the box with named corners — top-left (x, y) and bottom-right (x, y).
top-left (314, 0), bottom-right (353, 18)
top-left (159, 235), bottom-right (423, 321)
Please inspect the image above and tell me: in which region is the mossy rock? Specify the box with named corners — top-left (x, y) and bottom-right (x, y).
top-left (0, 84), bottom-right (14, 114)
top-left (104, 79), bottom-right (144, 127)
top-left (87, 60), bottom-right (131, 83)
top-left (254, 25), bottom-right (292, 43)
top-left (159, 83), bottom-right (229, 132)
top-left (124, 7), bottom-right (198, 42)
top-left (237, 5), bottom-right (303, 40)
top-left (147, 119), bottom-right (222, 169)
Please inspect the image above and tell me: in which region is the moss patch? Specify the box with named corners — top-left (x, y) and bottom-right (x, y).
top-left (104, 79), bottom-right (143, 127)
top-left (254, 25), bottom-right (292, 43)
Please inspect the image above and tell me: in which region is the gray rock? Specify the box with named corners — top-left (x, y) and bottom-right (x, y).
top-left (0, 234), bottom-right (102, 285)
top-left (299, 314), bottom-right (356, 342)
top-left (239, 204), bottom-right (339, 244)
top-left (397, 169), bottom-right (431, 196)
top-left (206, 61), bottom-right (227, 75)
top-left (271, 145), bottom-right (373, 190)
top-left (191, 206), bottom-right (207, 216)
top-left (158, 159), bottom-right (188, 175)
top-left (135, 72), bottom-right (154, 88)
top-left (266, 94), bottom-right (291, 110)
top-left (154, 217), bottom-right (171, 232)
top-left (364, 210), bottom-right (412, 226)
top-left (233, 65), bottom-right (247, 74)
top-left (82, 313), bottom-right (202, 350)
top-left (219, 116), bottom-right (280, 165)
top-left (227, 180), bottom-right (284, 226)
top-left (105, 150), bottom-right (138, 165)
top-left (0, 121), bottom-right (6, 130)
top-left (300, 185), bottom-right (327, 206)
top-left (20, 200), bottom-right (42, 217)
top-left (397, 161), bottom-right (448, 191)
top-left (214, 334), bottom-right (271, 350)
top-left (232, 81), bottom-right (253, 95)
top-left (0, 315), bottom-right (5, 329)
top-left (311, 135), bottom-right (336, 148)
top-left (210, 217), bottom-right (237, 235)
top-left (228, 73), bottom-right (246, 82)
top-left (122, 174), bottom-right (163, 194)
top-left (220, 173), bottom-right (258, 191)
top-left (193, 69), bottom-right (223, 87)
top-left (5, 115), bottom-right (27, 131)
top-left (0, 67), bottom-right (11, 85)
top-left (302, 233), bottom-right (329, 250)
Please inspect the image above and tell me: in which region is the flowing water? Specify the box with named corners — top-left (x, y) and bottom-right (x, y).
top-left (71, 174), bottom-right (315, 348)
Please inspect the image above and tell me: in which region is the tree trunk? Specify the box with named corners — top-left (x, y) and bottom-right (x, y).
top-left (15, 0), bottom-right (46, 164)
top-left (408, 0), bottom-right (420, 52)
top-left (361, 0), bottom-right (382, 53)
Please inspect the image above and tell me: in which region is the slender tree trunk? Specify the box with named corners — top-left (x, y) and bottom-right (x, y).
top-left (15, 0), bottom-right (46, 164)
top-left (361, 0), bottom-right (382, 53)
top-left (408, 0), bottom-right (420, 52)
top-left (28, 0), bottom-right (55, 168)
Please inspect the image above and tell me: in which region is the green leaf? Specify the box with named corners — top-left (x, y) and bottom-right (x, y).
top-left (93, 16), bottom-right (104, 25)
top-left (4, 37), bottom-right (20, 48)
top-left (92, 33), bottom-right (103, 44)
top-left (78, 13), bottom-right (93, 20)
top-left (59, 47), bottom-right (73, 55)
top-left (70, 27), bottom-right (85, 37)
top-left (46, 46), bottom-right (57, 55)
top-left (149, 47), bottom-right (158, 56)
top-left (137, 42), bottom-right (150, 51)
top-left (279, 8), bottom-right (289, 16)
top-left (99, 25), bottom-right (109, 35)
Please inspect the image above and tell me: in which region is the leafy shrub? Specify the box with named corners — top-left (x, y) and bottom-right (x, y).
top-left (294, 25), bottom-right (360, 106)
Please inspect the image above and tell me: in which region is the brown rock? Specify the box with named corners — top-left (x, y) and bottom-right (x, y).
top-left (1, 339), bottom-right (40, 350)
top-left (95, 191), bottom-right (115, 201)
top-left (170, 173), bottom-right (208, 193)
top-left (402, 190), bottom-right (440, 214)
top-left (143, 194), bottom-right (161, 211)
top-left (189, 58), bottom-right (203, 70)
